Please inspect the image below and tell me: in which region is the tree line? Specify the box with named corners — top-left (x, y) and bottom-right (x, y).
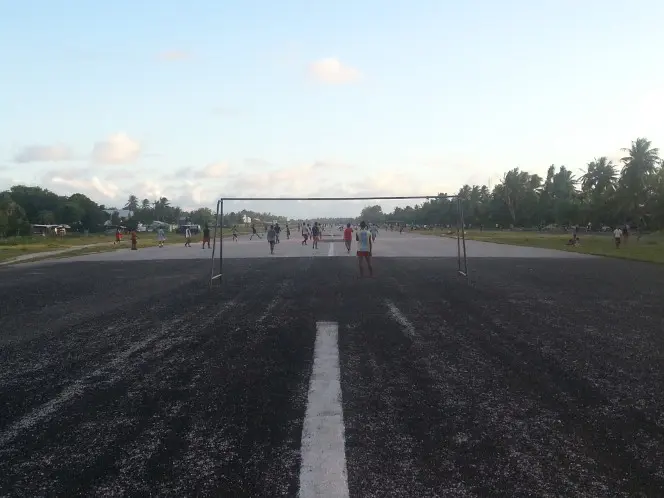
top-left (361, 138), bottom-right (663, 231)
top-left (2, 137), bottom-right (661, 236)
top-left (0, 188), bottom-right (287, 237)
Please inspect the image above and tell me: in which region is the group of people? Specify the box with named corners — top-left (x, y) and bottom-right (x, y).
top-left (259, 220), bottom-right (375, 277)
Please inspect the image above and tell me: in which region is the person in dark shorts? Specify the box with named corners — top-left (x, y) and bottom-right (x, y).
top-left (613, 227), bottom-right (622, 248)
top-left (311, 222), bottom-right (320, 249)
top-left (274, 223), bottom-right (281, 244)
top-left (202, 224), bottom-right (211, 249)
top-left (250, 224), bottom-right (262, 240)
top-left (267, 225), bottom-right (277, 254)
top-left (302, 223), bottom-right (310, 245)
top-left (232, 225), bottom-right (238, 241)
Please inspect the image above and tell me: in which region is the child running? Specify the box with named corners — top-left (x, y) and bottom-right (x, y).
top-left (356, 221), bottom-right (373, 277)
top-left (343, 223), bottom-right (353, 254)
top-left (250, 224), bottom-right (261, 240)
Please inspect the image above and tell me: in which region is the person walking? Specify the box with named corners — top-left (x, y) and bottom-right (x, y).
top-left (356, 221), bottom-right (373, 277)
top-left (202, 224), bottom-right (211, 249)
top-left (267, 224), bottom-right (277, 254)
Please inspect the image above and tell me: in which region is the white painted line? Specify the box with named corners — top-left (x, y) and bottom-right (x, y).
top-left (258, 295), bottom-right (280, 324)
top-left (298, 322), bottom-right (350, 498)
top-left (328, 242), bottom-right (335, 257)
top-left (386, 300), bottom-right (416, 338)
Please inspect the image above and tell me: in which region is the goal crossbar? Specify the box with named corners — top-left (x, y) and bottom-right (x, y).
top-left (209, 194), bottom-right (468, 287)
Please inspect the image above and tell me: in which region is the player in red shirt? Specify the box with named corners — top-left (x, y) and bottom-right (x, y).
top-left (343, 223), bottom-right (353, 254)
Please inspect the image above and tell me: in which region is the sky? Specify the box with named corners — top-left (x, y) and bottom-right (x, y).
top-left (1, 0), bottom-right (663, 218)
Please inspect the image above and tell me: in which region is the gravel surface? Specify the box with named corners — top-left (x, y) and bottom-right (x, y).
top-left (0, 235), bottom-right (662, 496)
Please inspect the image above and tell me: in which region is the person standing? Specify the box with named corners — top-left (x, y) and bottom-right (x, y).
top-left (157, 227), bottom-right (166, 248)
top-left (274, 223), bottom-right (281, 244)
top-left (130, 229), bottom-right (138, 251)
top-left (232, 225), bottom-right (238, 242)
top-left (266, 224), bottom-right (277, 254)
top-left (301, 223), bottom-right (310, 245)
top-left (356, 221), bottom-right (373, 277)
top-left (202, 224), bottom-right (211, 249)
top-left (343, 223), bottom-right (353, 254)
top-left (312, 222), bottom-right (321, 249)
top-left (613, 226), bottom-right (622, 248)
top-left (185, 227), bottom-right (192, 247)
top-left (369, 223), bottom-right (379, 242)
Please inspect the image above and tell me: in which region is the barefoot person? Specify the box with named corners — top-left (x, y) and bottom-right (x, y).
top-left (311, 222), bottom-right (321, 250)
top-left (343, 223), bottom-right (353, 254)
top-left (202, 224), bottom-right (211, 249)
top-left (356, 221), bottom-right (373, 277)
top-left (157, 227), bottom-right (166, 248)
top-left (267, 224), bottom-right (277, 254)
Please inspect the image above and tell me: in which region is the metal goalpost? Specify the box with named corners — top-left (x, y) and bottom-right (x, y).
top-left (209, 195), bottom-right (468, 287)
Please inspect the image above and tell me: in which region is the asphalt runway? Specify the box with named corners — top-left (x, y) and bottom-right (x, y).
top-left (1, 230), bottom-right (663, 497)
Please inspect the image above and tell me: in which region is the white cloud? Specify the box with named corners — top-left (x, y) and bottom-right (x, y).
top-left (91, 133), bottom-right (141, 165)
top-left (308, 58), bottom-right (362, 84)
top-left (105, 169), bottom-right (136, 181)
top-left (201, 162), bottom-right (229, 178)
top-left (30, 155), bottom-right (457, 218)
top-left (14, 145), bottom-right (74, 163)
top-left (170, 162), bottom-right (229, 180)
top-left (51, 175), bottom-right (120, 200)
top-left (244, 158), bottom-right (272, 168)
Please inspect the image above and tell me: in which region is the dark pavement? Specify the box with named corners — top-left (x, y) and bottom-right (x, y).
top-left (1, 257), bottom-right (663, 497)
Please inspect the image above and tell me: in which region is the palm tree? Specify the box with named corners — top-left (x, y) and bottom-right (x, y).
top-left (581, 157), bottom-right (617, 197)
top-left (141, 198), bottom-right (151, 210)
top-left (124, 195), bottom-right (139, 211)
top-left (620, 138), bottom-right (661, 216)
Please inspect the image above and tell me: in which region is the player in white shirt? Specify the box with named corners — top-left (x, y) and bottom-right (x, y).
top-left (369, 224), bottom-right (379, 242)
top-left (356, 221), bottom-right (373, 277)
top-left (613, 227), bottom-right (622, 248)
top-left (157, 228), bottom-right (166, 248)
top-left (301, 223), bottom-right (310, 245)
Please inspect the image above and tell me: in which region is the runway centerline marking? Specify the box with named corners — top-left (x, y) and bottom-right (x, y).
top-left (298, 321), bottom-right (349, 498)
top-left (328, 242), bottom-right (335, 257)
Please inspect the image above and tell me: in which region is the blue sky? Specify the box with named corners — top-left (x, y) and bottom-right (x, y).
top-left (1, 0), bottom-right (663, 217)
